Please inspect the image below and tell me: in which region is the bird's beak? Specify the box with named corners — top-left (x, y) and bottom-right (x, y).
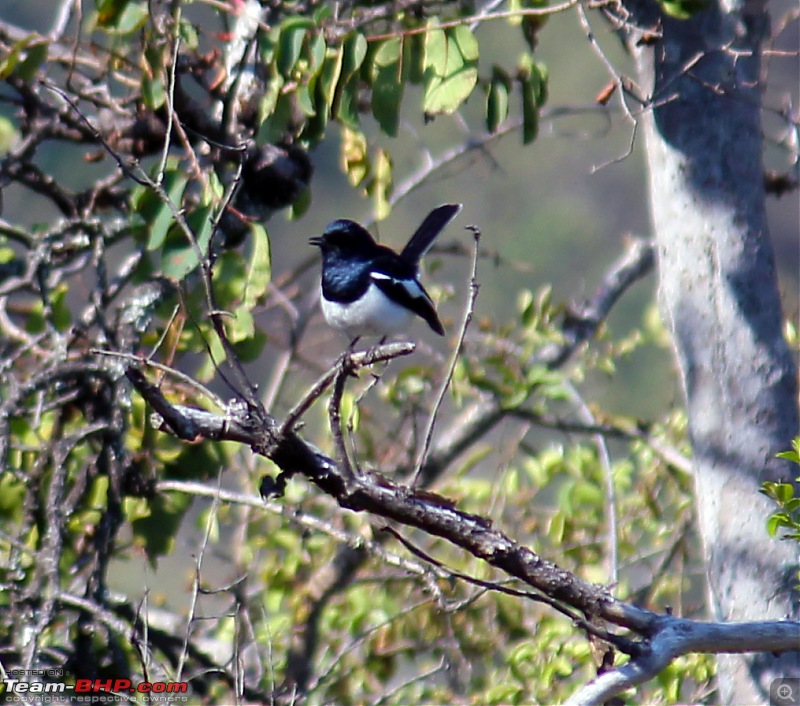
top-left (309, 236), bottom-right (323, 247)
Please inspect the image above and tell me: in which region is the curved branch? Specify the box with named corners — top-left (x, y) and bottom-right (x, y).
top-left (565, 618), bottom-right (800, 706)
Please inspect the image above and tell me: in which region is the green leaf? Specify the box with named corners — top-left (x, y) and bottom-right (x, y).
top-left (486, 65), bottom-right (511, 133)
top-left (259, 26), bottom-right (279, 65)
top-left (130, 492), bottom-right (192, 566)
top-left (289, 184), bottom-right (312, 219)
top-left (258, 90), bottom-right (296, 144)
top-left (259, 73), bottom-right (285, 122)
top-left (0, 116), bottom-right (17, 154)
top-left (334, 75), bottom-right (362, 128)
top-left (775, 483), bottom-right (795, 504)
top-left (178, 18), bottom-right (199, 49)
top-left (403, 22), bottom-right (429, 85)
top-left (277, 16), bottom-right (315, 77)
top-left (51, 283), bottom-right (72, 332)
top-left (785, 498), bottom-right (800, 513)
top-left (423, 24), bottom-right (479, 117)
top-left (142, 75), bottom-right (166, 110)
top-left (212, 250), bottom-right (248, 304)
top-left (304, 46), bottom-right (343, 141)
top-left (243, 223), bottom-right (271, 309)
top-left (333, 33), bottom-right (368, 128)
top-left (370, 38), bottom-right (404, 137)
top-left (13, 40), bottom-right (49, 82)
top-left (342, 31), bottom-right (368, 77)
top-left (113, 2), bottom-right (148, 34)
top-left (423, 23), bottom-right (447, 78)
top-left (134, 169), bottom-right (188, 252)
top-left (521, 77), bottom-right (538, 144)
top-left (767, 512), bottom-right (792, 538)
top-left (0, 469), bottom-right (26, 519)
top-left (295, 84), bottom-right (315, 117)
top-left (307, 31), bottom-right (327, 73)
top-left (313, 4), bottom-right (333, 22)
top-left (0, 35), bottom-right (35, 80)
top-left (95, 0), bottom-right (132, 26)
top-left (160, 204), bottom-right (213, 280)
top-left (517, 55), bottom-right (547, 145)
top-left (233, 327), bottom-right (268, 361)
top-left (228, 308), bottom-right (254, 342)
top-left (659, 0), bottom-right (709, 19)
top-left (777, 439), bottom-right (800, 465)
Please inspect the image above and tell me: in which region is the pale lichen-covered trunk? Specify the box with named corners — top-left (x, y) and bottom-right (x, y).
top-left (623, 0), bottom-right (800, 701)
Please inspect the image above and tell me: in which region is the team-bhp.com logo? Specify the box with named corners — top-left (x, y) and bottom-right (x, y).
top-left (2, 676), bottom-right (189, 701)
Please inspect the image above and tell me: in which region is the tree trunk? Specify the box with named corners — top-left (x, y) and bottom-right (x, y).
top-left (624, 0), bottom-right (800, 702)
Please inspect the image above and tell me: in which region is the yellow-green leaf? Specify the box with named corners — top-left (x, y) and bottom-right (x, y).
top-left (341, 128), bottom-right (369, 187)
top-left (366, 147), bottom-right (393, 220)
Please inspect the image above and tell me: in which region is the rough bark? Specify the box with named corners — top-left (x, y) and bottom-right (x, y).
top-left (623, 0), bottom-right (800, 701)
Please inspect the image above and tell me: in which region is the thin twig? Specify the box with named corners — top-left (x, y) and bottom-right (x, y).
top-left (329, 356), bottom-right (357, 483)
top-left (365, 1), bottom-right (580, 40)
top-left (565, 382), bottom-right (618, 590)
top-left (156, 31), bottom-right (180, 184)
top-left (91, 349), bottom-right (225, 409)
top-left (412, 226), bottom-right (481, 486)
top-left (175, 470), bottom-right (223, 682)
top-left (280, 342), bottom-right (416, 436)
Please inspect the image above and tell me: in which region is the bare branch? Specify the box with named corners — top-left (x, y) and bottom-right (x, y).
top-left (565, 618), bottom-right (800, 706)
top-left (412, 226), bottom-right (481, 486)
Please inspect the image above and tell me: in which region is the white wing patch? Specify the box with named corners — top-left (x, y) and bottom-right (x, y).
top-left (370, 272), bottom-right (425, 300)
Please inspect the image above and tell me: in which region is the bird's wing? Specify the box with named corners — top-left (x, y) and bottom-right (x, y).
top-left (370, 267), bottom-right (445, 335)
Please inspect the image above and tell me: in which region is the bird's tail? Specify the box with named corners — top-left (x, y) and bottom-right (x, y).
top-left (400, 203), bottom-right (462, 265)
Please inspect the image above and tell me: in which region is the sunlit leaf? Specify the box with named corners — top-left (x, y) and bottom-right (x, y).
top-left (142, 75), bottom-right (165, 110)
top-left (0, 116), bottom-right (17, 154)
top-left (341, 127), bottom-right (369, 187)
top-left (243, 223), bottom-right (271, 308)
top-left (423, 24), bottom-right (479, 117)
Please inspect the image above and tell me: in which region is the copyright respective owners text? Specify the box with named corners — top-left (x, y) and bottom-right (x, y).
top-left (772, 678), bottom-right (800, 706)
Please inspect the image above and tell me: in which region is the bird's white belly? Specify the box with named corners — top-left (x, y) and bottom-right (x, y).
top-left (321, 283), bottom-right (414, 337)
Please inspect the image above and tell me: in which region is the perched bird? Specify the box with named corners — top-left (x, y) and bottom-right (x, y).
top-left (310, 204), bottom-right (462, 339)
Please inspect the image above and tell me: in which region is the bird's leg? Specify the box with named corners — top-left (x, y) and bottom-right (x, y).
top-left (368, 336), bottom-right (388, 381)
top-left (337, 336), bottom-right (361, 377)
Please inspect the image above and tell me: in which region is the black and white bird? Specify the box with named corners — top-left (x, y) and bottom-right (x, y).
top-left (310, 204), bottom-right (462, 339)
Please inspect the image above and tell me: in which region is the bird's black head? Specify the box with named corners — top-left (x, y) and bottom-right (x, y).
top-left (310, 219), bottom-right (377, 257)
